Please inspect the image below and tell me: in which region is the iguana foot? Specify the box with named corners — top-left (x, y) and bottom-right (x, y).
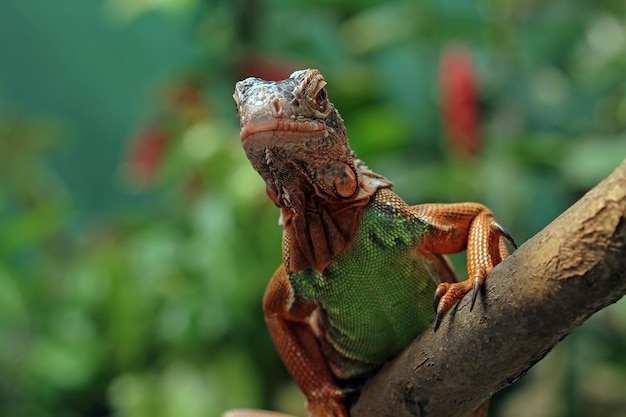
top-left (433, 275), bottom-right (482, 331)
top-left (304, 386), bottom-right (349, 417)
top-left (433, 222), bottom-right (517, 331)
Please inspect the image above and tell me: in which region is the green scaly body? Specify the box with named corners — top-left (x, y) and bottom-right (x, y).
top-left (288, 189), bottom-right (437, 379)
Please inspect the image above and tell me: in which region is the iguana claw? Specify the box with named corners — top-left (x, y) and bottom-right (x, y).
top-left (493, 222), bottom-right (518, 249)
top-left (470, 278), bottom-right (480, 311)
top-left (433, 282), bottom-right (455, 332)
top-left (434, 310), bottom-right (444, 332)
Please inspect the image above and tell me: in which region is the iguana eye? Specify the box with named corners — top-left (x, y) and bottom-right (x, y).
top-left (315, 87), bottom-right (328, 112)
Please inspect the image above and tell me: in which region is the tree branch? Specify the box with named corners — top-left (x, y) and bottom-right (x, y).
top-left (351, 159), bottom-right (626, 417)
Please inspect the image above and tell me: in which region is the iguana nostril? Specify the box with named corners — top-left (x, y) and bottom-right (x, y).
top-left (270, 98), bottom-right (282, 117)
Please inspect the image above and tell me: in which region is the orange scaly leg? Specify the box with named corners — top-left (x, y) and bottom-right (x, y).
top-left (410, 203), bottom-right (517, 331)
top-left (263, 265), bottom-right (348, 417)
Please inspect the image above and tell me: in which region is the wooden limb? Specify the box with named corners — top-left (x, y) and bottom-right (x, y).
top-left (351, 159), bottom-right (626, 417)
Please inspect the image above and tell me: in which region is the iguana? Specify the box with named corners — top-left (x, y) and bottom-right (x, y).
top-left (226, 69), bottom-right (516, 417)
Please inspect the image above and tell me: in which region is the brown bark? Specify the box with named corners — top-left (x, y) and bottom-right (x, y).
top-left (351, 159), bottom-right (626, 417)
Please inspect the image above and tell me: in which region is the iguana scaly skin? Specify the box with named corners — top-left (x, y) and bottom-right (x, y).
top-left (227, 69), bottom-right (516, 417)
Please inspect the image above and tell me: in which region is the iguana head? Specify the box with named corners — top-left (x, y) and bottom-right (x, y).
top-left (234, 69), bottom-right (391, 271)
top-left (234, 69), bottom-right (365, 207)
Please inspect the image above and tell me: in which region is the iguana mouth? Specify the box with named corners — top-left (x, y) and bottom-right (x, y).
top-left (239, 117), bottom-right (326, 147)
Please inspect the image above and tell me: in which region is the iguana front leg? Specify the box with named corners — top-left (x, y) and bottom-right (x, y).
top-left (411, 203), bottom-right (517, 330)
top-left (263, 265), bottom-right (348, 417)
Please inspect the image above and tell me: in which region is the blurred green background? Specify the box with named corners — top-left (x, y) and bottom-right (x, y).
top-left (0, 1), bottom-right (625, 416)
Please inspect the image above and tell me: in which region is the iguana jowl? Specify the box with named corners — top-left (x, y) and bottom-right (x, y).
top-left (228, 69), bottom-right (516, 417)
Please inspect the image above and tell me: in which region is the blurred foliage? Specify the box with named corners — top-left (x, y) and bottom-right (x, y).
top-left (0, 1), bottom-right (625, 417)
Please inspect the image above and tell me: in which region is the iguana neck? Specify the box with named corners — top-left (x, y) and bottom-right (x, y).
top-left (270, 160), bottom-right (391, 273)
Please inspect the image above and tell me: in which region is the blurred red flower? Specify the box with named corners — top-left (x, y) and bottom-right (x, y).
top-left (439, 46), bottom-right (480, 157)
top-left (127, 126), bottom-right (170, 186)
